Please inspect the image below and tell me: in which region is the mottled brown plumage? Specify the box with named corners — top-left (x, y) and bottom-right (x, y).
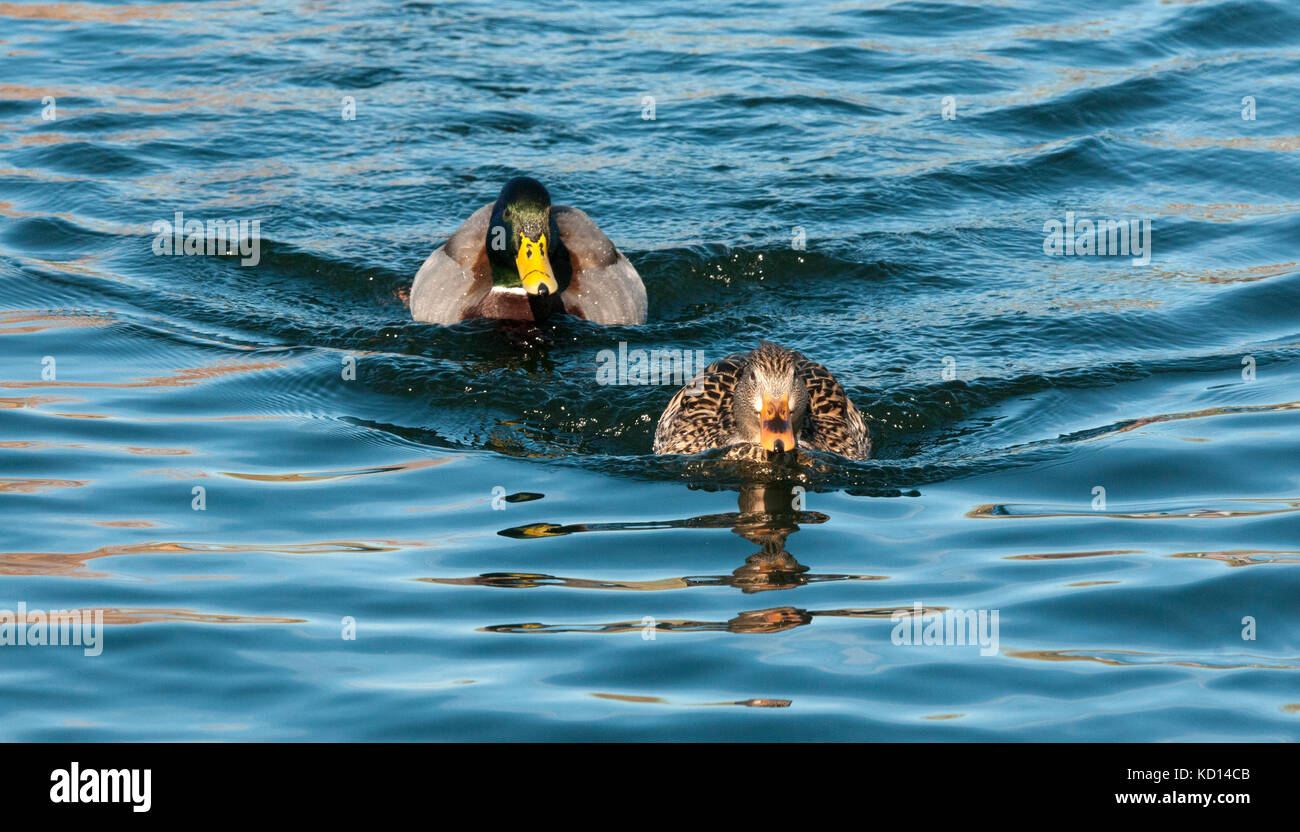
top-left (653, 343), bottom-right (871, 461)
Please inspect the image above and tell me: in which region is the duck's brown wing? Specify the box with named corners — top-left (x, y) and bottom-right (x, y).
top-left (795, 357), bottom-right (871, 460)
top-left (410, 203), bottom-right (493, 324)
top-left (652, 354), bottom-right (747, 454)
top-left (553, 206), bottom-right (647, 326)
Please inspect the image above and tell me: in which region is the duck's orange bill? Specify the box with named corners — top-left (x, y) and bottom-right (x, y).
top-left (759, 393), bottom-right (795, 454)
top-left (515, 233), bottom-right (558, 296)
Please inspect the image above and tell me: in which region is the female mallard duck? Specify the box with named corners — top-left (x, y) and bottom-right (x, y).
top-left (653, 343), bottom-right (871, 461)
top-left (409, 177), bottom-right (647, 325)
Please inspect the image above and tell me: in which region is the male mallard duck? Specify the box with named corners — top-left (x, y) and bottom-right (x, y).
top-left (653, 343), bottom-right (871, 461)
top-left (409, 177), bottom-right (646, 325)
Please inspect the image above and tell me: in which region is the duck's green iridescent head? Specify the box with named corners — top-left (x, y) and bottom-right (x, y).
top-left (486, 177), bottom-right (560, 297)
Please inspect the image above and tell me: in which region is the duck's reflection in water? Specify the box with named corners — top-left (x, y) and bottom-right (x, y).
top-left (482, 604), bottom-right (934, 636)
top-left (429, 483), bottom-right (883, 595)
top-left (424, 484), bottom-right (933, 635)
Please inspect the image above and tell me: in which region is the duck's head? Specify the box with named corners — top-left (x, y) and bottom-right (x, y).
top-left (732, 344), bottom-right (810, 455)
top-left (486, 177), bottom-right (567, 312)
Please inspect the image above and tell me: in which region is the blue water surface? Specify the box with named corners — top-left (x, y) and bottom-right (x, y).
top-left (1, 0), bottom-right (1299, 740)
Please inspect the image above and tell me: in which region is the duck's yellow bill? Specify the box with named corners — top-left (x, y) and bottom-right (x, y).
top-left (759, 393), bottom-right (795, 454)
top-left (515, 233), bottom-right (558, 296)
